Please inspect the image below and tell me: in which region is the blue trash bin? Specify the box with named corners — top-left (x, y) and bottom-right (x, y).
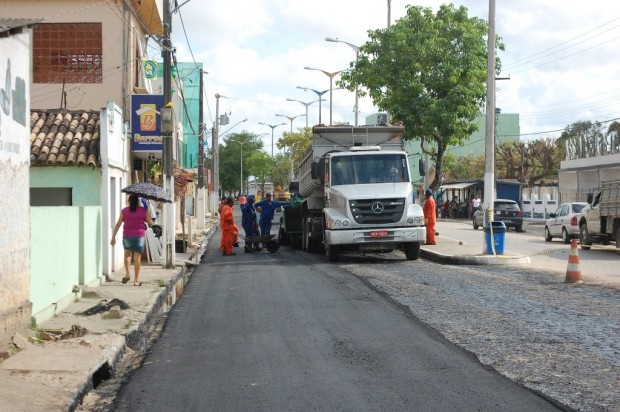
top-left (484, 221), bottom-right (506, 255)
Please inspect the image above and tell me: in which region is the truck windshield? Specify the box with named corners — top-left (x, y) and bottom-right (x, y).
top-left (331, 154), bottom-right (409, 185)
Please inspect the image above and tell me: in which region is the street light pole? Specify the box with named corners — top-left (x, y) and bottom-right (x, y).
top-left (483, 0), bottom-right (496, 236)
top-left (304, 67), bottom-right (342, 126)
top-left (286, 98), bottom-right (323, 127)
top-left (325, 37), bottom-right (360, 126)
top-left (212, 93), bottom-right (228, 216)
top-left (258, 122), bottom-right (286, 157)
top-left (228, 139), bottom-right (247, 195)
top-left (196, 68), bottom-right (207, 230)
top-left (296, 86), bottom-right (329, 125)
top-left (275, 113), bottom-right (306, 133)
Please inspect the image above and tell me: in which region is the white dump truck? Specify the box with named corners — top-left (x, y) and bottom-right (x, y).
top-left (279, 125), bottom-right (426, 262)
top-left (578, 179), bottom-right (620, 255)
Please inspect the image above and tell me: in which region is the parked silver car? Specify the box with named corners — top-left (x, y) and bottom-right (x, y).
top-left (544, 202), bottom-right (588, 244)
top-left (472, 199), bottom-right (524, 232)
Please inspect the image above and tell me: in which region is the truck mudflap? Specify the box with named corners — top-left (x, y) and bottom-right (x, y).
top-left (324, 226), bottom-right (425, 247)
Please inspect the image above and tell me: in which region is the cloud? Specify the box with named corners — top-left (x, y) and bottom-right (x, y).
top-left (172, 0), bottom-right (620, 145)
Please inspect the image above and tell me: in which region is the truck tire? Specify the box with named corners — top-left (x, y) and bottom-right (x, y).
top-left (404, 242), bottom-right (421, 260)
top-left (580, 224), bottom-right (592, 250)
top-left (278, 227), bottom-right (289, 246)
top-left (326, 245), bottom-right (340, 262)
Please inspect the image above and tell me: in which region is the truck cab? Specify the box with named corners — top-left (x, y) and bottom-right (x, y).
top-left (290, 125), bottom-right (426, 262)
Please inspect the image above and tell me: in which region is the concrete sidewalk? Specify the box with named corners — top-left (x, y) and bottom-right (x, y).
top-left (421, 234), bottom-right (531, 266)
top-left (0, 220), bottom-right (217, 412)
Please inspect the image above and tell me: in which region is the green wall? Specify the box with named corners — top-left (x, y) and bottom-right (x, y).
top-left (30, 167), bottom-right (101, 206)
top-left (30, 206), bottom-right (102, 322)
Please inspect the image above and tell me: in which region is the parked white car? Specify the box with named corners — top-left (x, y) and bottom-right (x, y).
top-left (544, 202), bottom-right (587, 244)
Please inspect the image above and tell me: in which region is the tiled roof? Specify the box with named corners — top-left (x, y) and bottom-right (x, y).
top-left (30, 110), bottom-right (100, 167)
top-left (0, 18), bottom-right (40, 36)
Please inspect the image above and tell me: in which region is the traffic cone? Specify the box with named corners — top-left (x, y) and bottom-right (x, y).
top-left (565, 238), bottom-right (583, 283)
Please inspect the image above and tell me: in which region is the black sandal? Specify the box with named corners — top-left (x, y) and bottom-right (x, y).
top-left (121, 277), bottom-right (130, 284)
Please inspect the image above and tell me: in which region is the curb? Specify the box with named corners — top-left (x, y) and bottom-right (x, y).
top-left (421, 248), bottom-right (531, 265)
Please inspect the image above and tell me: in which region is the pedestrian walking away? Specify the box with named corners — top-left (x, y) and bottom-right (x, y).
top-left (110, 194), bottom-right (153, 286)
top-left (423, 188), bottom-right (437, 245)
top-left (254, 192), bottom-right (289, 236)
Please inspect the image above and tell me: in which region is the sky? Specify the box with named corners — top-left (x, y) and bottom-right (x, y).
top-left (162, 0), bottom-right (620, 153)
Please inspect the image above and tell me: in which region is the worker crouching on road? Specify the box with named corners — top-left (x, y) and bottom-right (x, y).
top-left (423, 188), bottom-right (437, 245)
top-left (254, 193), bottom-right (289, 236)
top-left (220, 197), bottom-right (238, 256)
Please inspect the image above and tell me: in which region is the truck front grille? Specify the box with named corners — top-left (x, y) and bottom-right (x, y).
top-left (349, 198), bottom-right (405, 224)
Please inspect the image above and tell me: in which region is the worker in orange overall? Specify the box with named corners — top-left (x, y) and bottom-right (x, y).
top-left (220, 197), bottom-right (238, 256)
top-left (423, 188), bottom-right (437, 245)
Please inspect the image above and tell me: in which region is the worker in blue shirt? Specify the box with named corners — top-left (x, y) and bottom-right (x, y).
top-left (254, 193), bottom-right (289, 236)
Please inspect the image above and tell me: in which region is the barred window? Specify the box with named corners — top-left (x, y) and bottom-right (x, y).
top-left (33, 23), bottom-right (103, 84)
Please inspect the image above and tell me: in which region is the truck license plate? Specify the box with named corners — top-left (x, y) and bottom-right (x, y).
top-left (370, 230), bottom-right (389, 237)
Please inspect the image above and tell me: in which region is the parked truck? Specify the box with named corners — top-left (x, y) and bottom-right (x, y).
top-left (278, 125), bottom-right (426, 262)
top-left (578, 179), bottom-right (620, 255)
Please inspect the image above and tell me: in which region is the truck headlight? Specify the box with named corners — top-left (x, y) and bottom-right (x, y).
top-left (407, 217), bottom-right (422, 224)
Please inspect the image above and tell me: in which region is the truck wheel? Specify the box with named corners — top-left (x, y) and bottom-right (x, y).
top-left (291, 235), bottom-right (302, 250)
top-left (278, 227), bottom-right (289, 246)
top-left (580, 224), bottom-right (592, 250)
top-left (326, 245), bottom-right (340, 262)
top-left (562, 228), bottom-right (570, 244)
top-left (308, 235), bottom-right (321, 253)
top-left (404, 242), bottom-right (421, 260)
top-left (544, 226), bottom-right (552, 242)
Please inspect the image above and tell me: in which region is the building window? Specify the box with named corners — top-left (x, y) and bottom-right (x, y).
top-left (30, 188), bottom-right (73, 206)
top-left (33, 23), bottom-right (103, 84)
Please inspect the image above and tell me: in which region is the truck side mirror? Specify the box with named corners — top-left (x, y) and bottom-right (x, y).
top-left (311, 162), bottom-right (320, 179)
top-left (586, 193), bottom-right (593, 204)
top-left (418, 158), bottom-right (426, 176)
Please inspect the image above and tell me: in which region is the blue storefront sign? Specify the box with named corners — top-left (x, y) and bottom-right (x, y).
top-left (130, 94), bottom-right (164, 152)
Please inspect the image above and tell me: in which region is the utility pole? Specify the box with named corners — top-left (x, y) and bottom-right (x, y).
top-left (161, 0), bottom-right (174, 268)
top-left (483, 0), bottom-right (496, 242)
top-left (196, 68), bottom-right (206, 230)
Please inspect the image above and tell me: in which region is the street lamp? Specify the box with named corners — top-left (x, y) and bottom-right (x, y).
top-left (325, 37), bottom-right (360, 126)
top-left (296, 86), bottom-right (329, 125)
top-left (286, 98), bottom-right (324, 127)
top-left (227, 138), bottom-right (250, 195)
top-left (219, 118), bottom-right (248, 139)
top-left (275, 113), bottom-right (306, 133)
top-left (258, 122), bottom-right (286, 157)
top-left (304, 66), bottom-right (342, 125)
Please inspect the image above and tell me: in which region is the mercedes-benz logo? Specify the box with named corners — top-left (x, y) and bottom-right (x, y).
top-left (371, 201), bottom-right (384, 214)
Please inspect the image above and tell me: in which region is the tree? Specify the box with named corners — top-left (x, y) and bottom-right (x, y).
top-left (276, 126), bottom-right (313, 174)
top-left (339, 4), bottom-right (503, 190)
top-left (269, 153), bottom-right (291, 188)
top-left (441, 153), bottom-right (484, 180)
top-left (560, 121), bottom-right (603, 160)
top-left (246, 151), bottom-right (271, 194)
top-left (219, 132), bottom-right (264, 195)
top-left (494, 138), bottom-right (564, 187)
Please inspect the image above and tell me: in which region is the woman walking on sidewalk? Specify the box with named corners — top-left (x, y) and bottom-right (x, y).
top-left (110, 194), bottom-right (153, 286)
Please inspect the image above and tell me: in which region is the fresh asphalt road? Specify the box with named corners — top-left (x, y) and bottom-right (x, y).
top-left (111, 218), bottom-right (560, 411)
